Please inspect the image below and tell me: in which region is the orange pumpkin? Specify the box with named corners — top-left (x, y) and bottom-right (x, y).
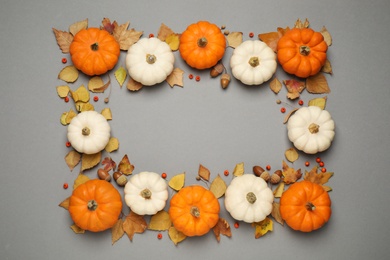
top-left (277, 28), bottom-right (328, 78)
top-left (179, 21), bottom-right (226, 69)
top-left (69, 28), bottom-right (120, 76)
top-left (68, 179), bottom-right (123, 232)
top-left (169, 185), bottom-right (220, 236)
top-left (280, 181), bottom-right (331, 232)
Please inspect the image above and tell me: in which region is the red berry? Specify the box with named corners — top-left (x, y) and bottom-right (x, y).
top-left (149, 33), bottom-right (154, 38)
top-left (280, 107), bottom-right (286, 113)
top-left (224, 170), bottom-right (229, 176)
top-left (266, 165), bottom-right (271, 171)
top-left (93, 96), bottom-right (99, 102)
top-left (62, 58), bottom-right (67, 64)
top-left (157, 233), bottom-right (163, 239)
top-left (195, 75), bottom-right (201, 81)
top-left (319, 161), bottom-right (325, 167)
top-left (188, 74), bottom-right (194, 79)
top-left (316, 157), bottom-right (321, 163)
top-left (64, 96), bottom-right (70, 103)
top-left (298, 100), bottom-right (304, 106)
top-left (66, 141), bottom-right (71, 147)
top-left (63, 183), bottom-right (69, 189)
top-left (249, 32), bottom-right (254, 38)
top-left (161, 173), bottom-right (167, 179)
top-left (321, 167), bottom-right (327, 173)
top-left (234, 222), bottom-right (239, 228)
top-left (305, 161), bottom-right (310, 167)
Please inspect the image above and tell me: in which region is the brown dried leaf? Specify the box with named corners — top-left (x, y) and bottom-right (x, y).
top-left (198, 164), bottom-right (210, 181)
top-left (294, 18), bottom-right (310, 29)
top-left (269, 77), bottom-right (282, 94)
top-left (273, 182), bottom-right (285, 198)
top-left (58, 65), bottom-right (79, 83)
top-left (59, 197), bottom-right (70, 210)
top-left (285, 147), bottom-right (299, 163)
top-left (168, 226), bottom-right (187, 245)
top-left (271, 202), bottom-right (284, 226)
top-left (118, 154), bottom-right (134, 175)
top-left (165, 34), bottom-right (180, 51)
top-left (101, 107), bottom-right (112, 120)
top-left (322, 60), bottom-right (333, 75)
top-left (111, 219), bottom-right (125, 245)
top-left (227, 32), bottom-right (243, 48)
top-left (101, 157), bottom-right (116, 172)
top-left (304, 166), bottom-right (334, 189)
top-left (284, 79), bottom-right (305, 100)
top-left (168, 172), bottom-right (185, 191)
top-left (113, 21), bottom-right (143, 50)
top-left (81, 152), bottom-right (101, 172)
top-left (258, 31), bottom-right (280, 52)
top-left (157, 23), bottom-right (175, 41)
top-left (70, 224), bottom-right (85, 234)
top-left (306, 73), bottom-right (330, 94)
top-left (166, 68), bottom-right (184, 88)
top-left (65, 150), bottom-right (81, 171)
top-left (233, 162), bottom-right (244, 177)
top-left (73, 174), bottom-right (90, 190)
top-left (105, 137), bottom-right (119, 153)
top-left (88, 76), bottom-right (104, 92)
top-left (277, 27), bottom-right (290, 37)
top-left (209, 174), bottom-right (227, 199)
top-left (127, 78), bottom-right (143, 91)
top-left (283, 108), bottom-right (298, 124)
top-left (101, 18), bottom-right (115, 34)
top-left (69, 18), bottom-right (88, 36)
top-left (114, 66), bottom-right (127, 88)
top-left (252, 217), bottom-right (273, 238)
top-left (52, 28), bottom-right (73, 53)
top-left (308, 96), bottom-right (327, 110)
top-left (282, 160), bottom-right (301, 184)
top-left (148, 210), bottom-right (172, 231)
top-left (213, 218), bottom-right (232, 242)
top-left (321, 26), bottom-right (332, 46)
top-left (56, 85), bottom-right (70, 98)
top-left (122, 212), bottom-right (147, 241)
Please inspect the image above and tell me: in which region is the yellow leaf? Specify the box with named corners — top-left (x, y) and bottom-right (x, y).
top-left (227, 32), bottom-right (243, 48)
top-left (285, 147), bottom-right (299, 163)
top-left (101, 108), bottom-right (112, 120)
top-left (58, 65), bottom-right (79, 83)
top-left (168, 226), bottom-right (187, 245)
top-left (56, 85), bottom-right (70, 98)
top-left (127, 78), bottom-right (143, 91)
top-left (233, 162), bottom-right (244, 177)
top-left (168, 172), bottom-right (185, 191)
top-left (321, 26), bottom-right (332, 46)
top-left (269, 77), bottom-right (282, 94)
top-left (73, 174), bottom-right (90, 190)
top-left (308, 96), bottom-right (327, 110)
top-left (70, 224), bottom-right (85, 234)
top-left (209, 174), bottom-right (227, 199)
top-left (88, 76), bottom-right (104, 92)
top-left (166, 68), bottom-right (184, 88)
top-left (58, 197), bottom-right (70, 210)
top-left (65, 109), bottom-right (77, 124)
top-left (148, 210), bottom-right (172, 231)
top-left (81, 152), bottom-right (101, 172)
top-left (69, 18), bottom-right (88, 36)
top-left (64, 150), bottom-right (81, 171)
top-left (252, 217), bottom-right (273, 238)
top-left (165, 34), bottom-right (180, 51)
top-left (111, 219), bottom-right (125, 245)
top-left (52, 28), bottom-right (73, 53)
top-left (198, 164), bottom-right (210, 181)
top-left (75, 102), bottom-right (94, 112)
top-left (71, 85), bottom-right (89, 103)
top-left (114, 66), bottom-right (127, 87)
top-left (273, 182), bottom-right (285, 198)
top-left (118, 154), bottom-right (134, 175)
top-left (105, 137), bottom-right (119, 153)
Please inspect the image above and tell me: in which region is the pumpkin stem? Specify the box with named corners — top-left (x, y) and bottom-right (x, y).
top-left (299, 45), bottom-right (310, 56)
top-left (248, 57), bottom-right (260, 67)
top-left (306, 202), bottom-right (316, 211)
top-left (91, 43), bottom-right (99, 51)
top-left (308, 123), bottom-right (320, 134)
top-left (190, 206), bottom-right (200, 218)
top-left (246, 192), bottom-right (257, 204)
top-left (82, 127), bottom-right (90, 136)
top-left (140, 188), bottom-right (152, 199)
top-left (197, 37), bottom-right (208, 48)
top-left (146, 54), bottom-right (157, 64)
top-left (87, 200), bottom-right (98, 211)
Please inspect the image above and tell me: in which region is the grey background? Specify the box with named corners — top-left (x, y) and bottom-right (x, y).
top-left (1, 0), bottom-right (389, 259)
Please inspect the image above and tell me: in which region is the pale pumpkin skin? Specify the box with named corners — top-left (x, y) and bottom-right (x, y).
top-left (124, 171), bottom-right (169, 215)
top-left (224, 174), bottom-right (274, 223)
top-left (287, 106), bottom-right (335, 154)
top-left (126, 37), bottom-right (175, 86)
top-left (230, 40), bottom-right (277, 85)
top-left (67, 111), bottom-right (111, 154)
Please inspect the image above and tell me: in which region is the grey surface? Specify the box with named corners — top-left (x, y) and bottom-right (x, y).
top-left (1, 0), bottom-right (389, 259)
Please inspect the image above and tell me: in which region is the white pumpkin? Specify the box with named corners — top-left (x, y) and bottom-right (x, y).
top-left (124, 171), bottom-right (169, 215)
top-left (224, 174), bottom-right (274, 223)
top-left (230, 40), bottom-right (277, 85)
top-left (287, 106), bottom-right (335, 154)
top-left (67, 111), bottom-right (110, 154)
top-left (126, 37), bottom-right (175, 86)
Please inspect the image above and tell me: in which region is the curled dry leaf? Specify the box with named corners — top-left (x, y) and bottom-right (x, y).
top-left (60, 108), bottom-right (77, 126)
top-left (52, 28), bottom-right (73, 53)
top-left (101, 108), bottom-right (112, 120)
top-left (252, 217), bottom-right (273, 238)
top-left (227, 32), bottom-right (243, 48)
top-left (212, 218), bottom-right (232, 242)
top-left (308, 96), bottom-right (327, 110)
top-left (113, 21), bottom-right (143, 50)
top-left (148, 210), bottom-right (172, 231)
top-left (71, 85), bottom-right (89, 103)
top-left (284, 79), bottom-right (305, 100)
top-left (105, 137), bottom-right (119, 153)
top-left (122, 212), bottom-right (147, 242)
top-left (118, 154), bottom-right (134, 175)
top-left (126, 78), bottom-right (143, 91)
top-left (56, 85), bottom-right (70, 98)
top-left (168, 226), bottom-right (187, 245)
top-left (271, 202), bottom-right (284, 226)
top-left (111, 219), bottom-right (125, 245)
top-left (233, 162), bottom-right (244, 177)
top-left (59, 197), bottom-right (70, 210)
top-left (73, 174), bottom-right (90, 190)
top-left (322, 60), bottom-right (333, 75)
top-left (69, 18), bottom-right (88, 36)
top-left (65, 150), bottom-right (81, 171)
top-left (273, 182), bottom-right (285, 198)
top-left (304, 166), bottom-right (334, 191)
top-left (70, 224), bottom-right (85, 234)
top-left (88, 76), bottom-right (104, 92)
top-left (168, 172), bottom-right (185, 191)
top-left (157, 23), bottom-right (175, 41)
top-left (75, 102), bottom-right (94, 112)
top-left (114, 66), bottom-right (127, 88)
top-left (283, 108), bottom-right (298, 124)
top-left (209, 174), bottom-right (227, 199)
top-left (198, 164), bottom-right (210, 181)
top-left (269, 77), bottom-right (282, 94)
top-left (294, 18), bottom-right (310, 29)
top-left (58, 65), bottom-right (79, 83)
top-left (285, 147), bottom-right (299, 163)
top-left (165, 34), bottom-right (180, 51)
top-left (166, 68), bottom-right (184, 88)
top-left (320, 26), bottom-right (332, 47)
top-left (81, 152), bottom-right (101, 172)
top-left (306, 73), bottom-right (330, 94)
top-left (102, 156), bottom-right (116, 172)
top-left (282, 160), bottom-right (302, 184)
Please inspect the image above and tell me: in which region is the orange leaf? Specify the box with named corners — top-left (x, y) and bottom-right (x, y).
top-left (282, 160), bottom-right (302, 184)
top-left (306, 73), bottom-right (330, 94)
top-left (304, 166), bottom-right (334, 190)
top-left (198, 164), bottom-right (210, 181)
top-left (111, 219), bottom-right (125, 245)
top-left (122, 212), bottom-right (147, 241)
top-left (258, 31), bottom-right (280, 52)
top-left (52, 28), bottom-right (73, 53)
top-left (284, 79), bottom-right (305, 100)
top-left (212, 218), bottom-right (232, 242)
top-left (118, 154), bottom-right (134, 175)
top-left (166, 68), bottom-right (184, 88)
top-left (102, 157), bottom-right (116, 172)
top-left (101, 17), bottom-right (115, 34)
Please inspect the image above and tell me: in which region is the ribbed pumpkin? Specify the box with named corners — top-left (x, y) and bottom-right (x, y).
top-left (69, 28), bottom-right (120, 76)
top-left (179, 21), bottom-right (226, 69)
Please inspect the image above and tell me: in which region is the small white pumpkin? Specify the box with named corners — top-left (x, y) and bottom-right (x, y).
top-left (287, 106), bottom-right (335, 154)
top-left (67, 111), bottom-right (111, 154)
top-left (126, 37), bottom-right (175, 86)
top-left (230, 40), bottom-right (277, 85)
top-left (124, 171), bottom-right (169, 215)
top-left (224, 174), bottom-right (274, 223)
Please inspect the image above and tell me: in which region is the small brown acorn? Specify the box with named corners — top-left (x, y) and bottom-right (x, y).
top-left (220, 73), bottom-right (231, 89)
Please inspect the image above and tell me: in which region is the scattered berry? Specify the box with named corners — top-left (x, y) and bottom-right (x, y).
top-left (224, 170), bottom-right (229, 176)
top-left (188, 74), bottom-right (194, 79)
top-left (63, 183), bottom-right (69, 189)
top-left (316, 157), bottom-right (321, 163)
top-left (298, 100), bottom-right (304, 106)
top-left (280, 107), bottom-right (286, 113)
top-left (93, 96), bottom-right (99, 102)
top-left (266, 165), bottom-right (271, 171)
top-left (64, 96), bottom-right (70, 103)
top-left (234, 222), bottom-right (240, 228)
top-left (62, 58), bottom-right (67, 64)
top-left (319, 161), bottom-right (325, 167)
top-left (149, 33), bottom-right (154, 38)
top-left (321, 167), bottom-right (327, 173)
top-left (161, 172), bottom-right (167, 179)
top-left (66, 141), bottom-right (71, 147)
top-left (249, 32), bottom-right (254, 38)
top-left (195, 75), bottom-right (201, 81)
top-left (305, 161), bottom-right (310, 167)
top-left (157, 233), bottom-right (163, 239)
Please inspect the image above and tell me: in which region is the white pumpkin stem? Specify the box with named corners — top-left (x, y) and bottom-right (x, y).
top-left (246, 192), bottom-right (257, 204)
top-left (82, 127), bottom-right (90, 136)
top-left (299, 45), bottom-right (310, 56)
top-left (306, 202), bottom-right (316, 211)
top-left (308, 123), bottom-right (320, 134)
top-left (248, 57), bottom-right (260, 67)
top-left (197, 37), bottom-right (208, 48)
top-left (190, 206), bottom-right (200, 218)
top-left (87, 200), bottom-right (98, 211)
top-left (146, 54), bottom-right (157, 64)
top-left (140, 188), bottom-right (152, 199)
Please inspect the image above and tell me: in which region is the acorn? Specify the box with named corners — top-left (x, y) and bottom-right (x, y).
top-left (113, 171), bottom-right (127, 186)
top-left (270, 173), bottom-right (281, 184)
top-left (260, 171), bottom-right (271, 182)
top-left (253, 165), bottom-right (265, 177)
top-left (220, 73), bottom-right (231, 89)
top-left (210, 63), bottom-right (224, 78)
top-left (97, 168), bottom-right (111, 182)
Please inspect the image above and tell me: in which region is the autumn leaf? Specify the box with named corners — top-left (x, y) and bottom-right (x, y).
top-left (105, 137), bottom-right (119, 153)
top-left (118, 154), bottom-right (134, 175)
top-left (60, 108), bottom-right (77, 126)
top-left (273, 182), bottom-right (285, 198)
top-left (285, 147), bottom-right (299, 163)
top-left (322, 60), bottom-right (333, 75)
top-left (75, 102), bottom-right (94, 112)
top-left (65, 150), bottom-right (81, 171)
top-left (269, 77), bottom-right (282, 94)
top-left (81, 152), bottom-right (101, 172)
top-left (113, 21), bottom-right (143, 50)
top-left (70, 224), bottom-right (85, 234)
top-left (198, 164), bottom-right (210, 181)
top-left (282, 160), bottom-right (302, 184)
top-left (59, 197), bottom-right (70, 210)
top-left (212, 218), bottom-right (232, 242)
top-left (306, 73), bottom-right (330, 94)
top-left (271, 202), bottom-right (284, 226)
top-left (73, 174), bottom-right (90, 190)
top-left (294, 18), bottom-right (310, 29)
top-left (168, 226), bottom-right (187, 245)
top-left (101, 156), bottom-right (116, 172)
top-left (209, 174), bottom-right (227, 199)
top-left (71, 85), bottom-right (89, 103)
top-left (283, 108), bottom-right (298, 124)
top-left (166, 68), bottom-right (184, 88)
top-left (148, 210), bottom-right (172, 231)
top-left (252, 217), bottom-right (273, 238)
top-left (157, 23), bottom-right (175, 41)
top-left (101, 108), bottom-right (112, 120)
top-left (258, 31), bottom-right (281, 52)
top-left (127, 78), bottom-right (143, 91)
top-left (122, 212), bottom-right (147, 241)
top-left (52, 28), bottom-right (73, 53)
top-left (69, 18), bottom-right (88, 36)
top-left (111, 219), bottom-right (125, 245)
top-left (165, 34), bottom-right (180, 51)
top-left (56, 85), bottom-right (70, 98)
top-left (101, 17), bottom-right (115, 34)
top-left (88, 76), bottom-right (104, 92)
top-left (233, 162), bottom-right (244, 177)
top-left (308, 96), bottom-right (327, 109)
top-left (58, 65), bottom-right (79, 83)
top-left (114, 66), bottom-right (127, 88)
top-left (227, 32), bottom-right (243, 48)
top-left (304, 166), bottom-right (334, 191)
top-left (168, 172), bottom-right (185, 191)
top-left (284, 79), bottom-right (305, 100)
top-left (321, 26), bottom-right (332, 46)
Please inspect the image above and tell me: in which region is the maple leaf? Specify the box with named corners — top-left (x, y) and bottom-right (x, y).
top-left (52, 28), bottom-right (73, 53)
top-left (304, 166), bottom-right (334, 191)
top-left (282, 160), bottom-right (302, 184)
top-left (213, 218), bottom-right (232, 242)
top-left (101, 17), bottom-right (116, 34)
top-left (113, 21), bottom-right (143, 50)
top-left (111, 219), bottom-right (125, 245)
top-left (252, 217), bottom-right (273, 238)
top-left (284, 79), bottom-right (305, 100)
top-left (122, 212), bottom-right (147, 241)
top-left (102, 156), bottom-right (116, 172)
top-left (157, 23), bottom-right (175, 41)
top-left (118, 154), bottom-right (134, 175)
top-left (166, 68), bottom-right (184, 88)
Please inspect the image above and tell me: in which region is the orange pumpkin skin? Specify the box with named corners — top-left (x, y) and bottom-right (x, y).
top-left (179, 21), bottom-right (226, 69)
top-left (169, 185), bottom-right (220, 236)
top-left (69, 28), bottom-right (120, 76)
top-left (280, 181), bottom-right (331, 232)
top-left (277, 28), bottom-right (328, 78)
top-left (68, 179), bottom-right (123, 232)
